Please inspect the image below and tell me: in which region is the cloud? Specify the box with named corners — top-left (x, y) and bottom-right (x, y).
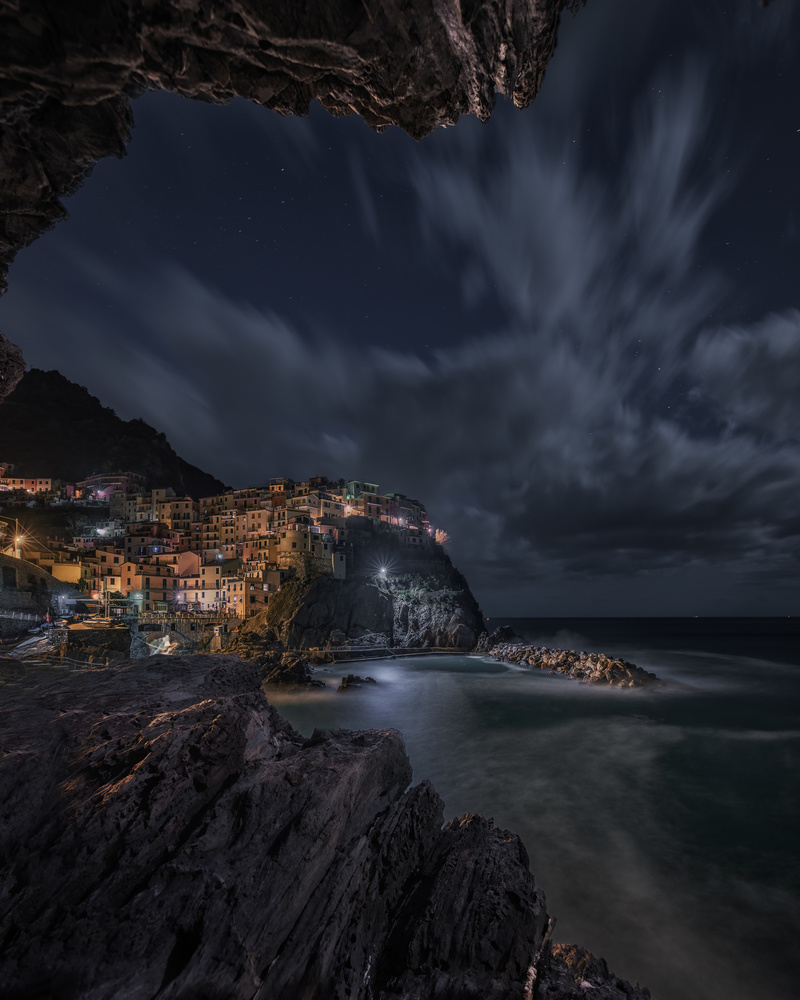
top-left (691, 309), bottom-right (800, 442)
top-left (2, 48), bottom-right (798, 615)
top-left (6, 230), bottom-right (799, 613)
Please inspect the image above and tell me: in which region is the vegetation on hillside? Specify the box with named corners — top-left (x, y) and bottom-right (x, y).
top-left (0, 369), bottom-right (227, 497)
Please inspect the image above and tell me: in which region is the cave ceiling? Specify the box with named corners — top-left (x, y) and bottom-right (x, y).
top-left (0, 0), bottom-right (775, 402)
top-left (0, 0), bottom-right (589, 400)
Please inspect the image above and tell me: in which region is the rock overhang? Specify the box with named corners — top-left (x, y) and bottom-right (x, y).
top-left (0, 0), bottom-right (581, 397)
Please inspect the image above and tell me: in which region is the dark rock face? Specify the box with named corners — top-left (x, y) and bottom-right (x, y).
top-left (229, 550), bottom-right (486, 658)
top-left (0, 654), bottom-right (557, 999)
top-left (537, 943), bottom-right (652, 999)
top-left (0, 0), bottom-right (577, 325)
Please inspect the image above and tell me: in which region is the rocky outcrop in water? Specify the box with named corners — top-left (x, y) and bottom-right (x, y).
top-left (338, 673), bottom-right (378, 692)
top-left (264, 650), bottom-right (322, 687)
top-left (486, 642), bottom-right (661, 687)
top-left (0, 653), bottom-right (568, 999)
top-left (475, 624), bottom-right (526, 653)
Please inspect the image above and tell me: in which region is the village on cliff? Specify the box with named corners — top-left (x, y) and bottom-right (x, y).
top-left (0, 465), bottom-right (440, 624)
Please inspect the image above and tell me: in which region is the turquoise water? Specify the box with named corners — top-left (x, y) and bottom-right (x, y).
top-left (269, 618), bottom-right (800, 1000)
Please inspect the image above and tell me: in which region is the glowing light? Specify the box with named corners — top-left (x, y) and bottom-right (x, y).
top-left (380, 567), bottom-right (386, 574)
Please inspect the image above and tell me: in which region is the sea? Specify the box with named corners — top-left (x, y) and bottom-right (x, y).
top-left (268, 618), bottom-right (800, 1000)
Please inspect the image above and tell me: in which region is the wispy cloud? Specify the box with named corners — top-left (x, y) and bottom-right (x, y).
top-left (2, 51), bottom-right (798, 615)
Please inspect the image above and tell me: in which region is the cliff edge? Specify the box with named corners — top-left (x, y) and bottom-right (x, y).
top-left (0, 655), bottom-right (650, 999)
top-left (227, 530), bottom-right (486, 672)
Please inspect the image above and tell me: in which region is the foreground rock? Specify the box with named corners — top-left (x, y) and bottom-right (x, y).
top-left (486, 642), bottom-right (661, 687)
top-left (0, 654), bottom-right (650, 999)
top-left (219, 633), bottom-right (322, 687)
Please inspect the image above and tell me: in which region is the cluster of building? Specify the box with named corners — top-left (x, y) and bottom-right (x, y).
top-left (0, 469), bottom-right (435, 618)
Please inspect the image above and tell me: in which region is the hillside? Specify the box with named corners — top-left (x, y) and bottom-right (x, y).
top-left (0, 369), bottom-right (227, 497)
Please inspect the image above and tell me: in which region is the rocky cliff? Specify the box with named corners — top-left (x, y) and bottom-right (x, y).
top-left (228, 536), bottom-right (486, 670)
top-left (0, 654), bottom-right (650, 1000)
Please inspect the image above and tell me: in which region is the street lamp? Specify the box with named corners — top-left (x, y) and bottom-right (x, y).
top-left (0, 515), bottom-right (25, 559)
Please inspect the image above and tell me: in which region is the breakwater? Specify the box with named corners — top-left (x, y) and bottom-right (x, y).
top-left (485, 642), bottom-right (661, 687)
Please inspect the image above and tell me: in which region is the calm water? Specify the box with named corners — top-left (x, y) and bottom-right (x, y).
top-left (270, 618), bottom-right (800, 1000)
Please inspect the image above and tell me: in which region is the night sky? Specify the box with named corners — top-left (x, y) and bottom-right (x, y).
top-left (1, 0), bottom-right (798, 616)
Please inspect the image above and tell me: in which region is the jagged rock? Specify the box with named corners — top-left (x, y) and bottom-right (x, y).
top-left (474, 624), bottom-right (526, 653)
top-left (337, 673), bottom-right (378, 692)
top-left (485, 643), bottom-right (662, 687)
top-left (536, 943), bottom-right (652, 999)
top-left (0, 654), bottom-right (562, 999)
top-left (0, 0), bottom-right (578, 321)
top-left (262, 650), bottom-right (322, 686)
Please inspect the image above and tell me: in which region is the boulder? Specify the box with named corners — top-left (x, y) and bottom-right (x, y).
top-left (337, 674), bottom-right (378, 692)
